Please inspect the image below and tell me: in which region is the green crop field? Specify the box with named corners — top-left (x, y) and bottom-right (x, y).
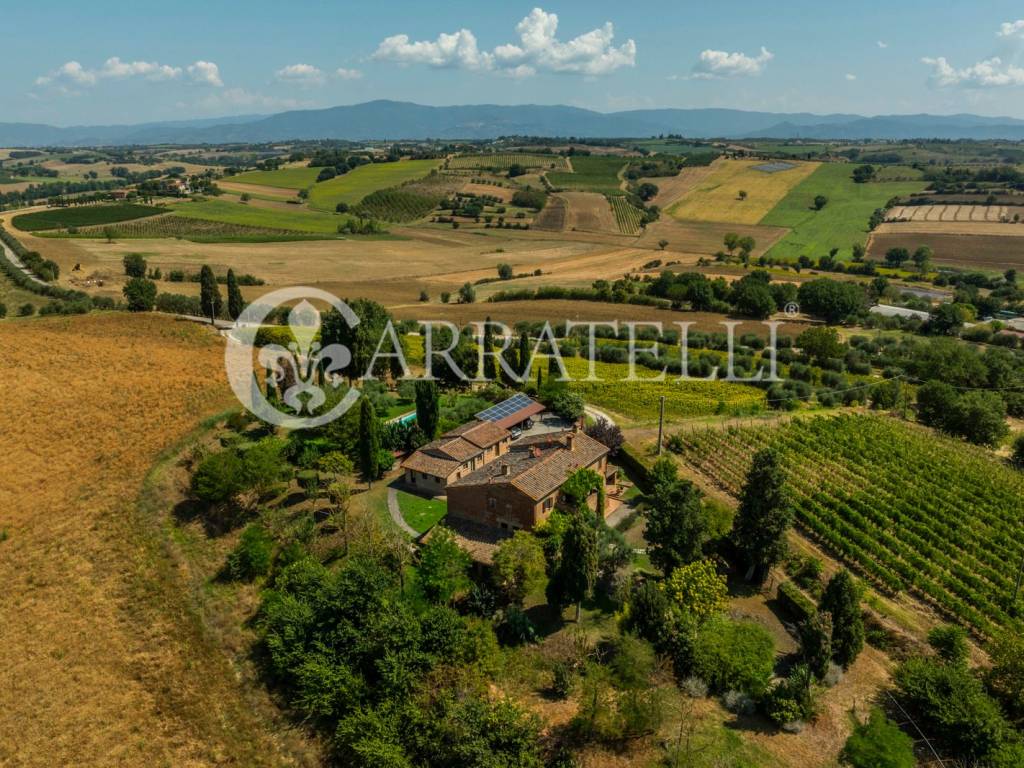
top-left (172, 199), bottom-right (344, 234)
top-left (561, 357), bottom-right (765, 423)
top-left (675, 414), bottom-right (1024, 636)
top-left (52, 214), bottom-right (332, 242)
top-left (12, 204), bottom-right (165, 231)
top-left (447, 153), bottom-right (569, 171)
top-left (547, 156), bottom-right (627, 195)
top-left (355, 188), bottom-right (443, 222)
top-left (760, 163), bottom-right (926, 261)
top-left (307, 159), bottom-right (439, 211)
top-left (226, 166), bottom-right (322, 189)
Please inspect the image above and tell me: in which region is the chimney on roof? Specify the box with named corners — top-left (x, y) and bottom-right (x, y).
top-left (531, 445), bottom-right (541, 458)
top-left (573, 421), bottom-right (581, 434)
top-left (566, 433), bottom-right (576, 451)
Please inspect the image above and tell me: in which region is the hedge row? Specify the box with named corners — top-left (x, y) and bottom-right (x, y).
top-left (0, 226), bottom-right (89, 301)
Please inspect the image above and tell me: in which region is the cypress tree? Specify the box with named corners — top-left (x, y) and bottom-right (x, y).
top-left (414, 380), bottom-right (440, 440)
top-left (732, 448), bottom-right (792, 583)
top-left (820, 570), bottom-right (864, 668)
top-left (358, 397), bottom-right (381, 485)
top-left (226, 268), bottom-right (244, 320)
top-left (199, 265), bottom-right (222, 321)
top-left (482, 317), bottom-right (497, 381)
top-left (558, 512), bottom-right (599, 622)
top-left (518, 331), bottom-right (531, 378)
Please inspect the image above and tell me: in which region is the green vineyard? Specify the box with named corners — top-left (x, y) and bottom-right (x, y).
top-left (55, 214), bottom-right (330, 242)
top-left (447, 153), bottom-right (569, 171)
top-left (354, 188), bottom-right (442, 222)
top-left (674, 414), bottom-right (1024, 635)
top-left (609, 195), bottom-right (644, 234)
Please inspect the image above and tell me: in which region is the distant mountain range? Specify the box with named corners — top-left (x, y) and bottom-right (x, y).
top-left (4, 100), bottom-right (1024, 146)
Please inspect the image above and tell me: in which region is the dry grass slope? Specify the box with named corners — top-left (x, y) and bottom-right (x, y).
top-left (0, 314), bottom-right (306, 766)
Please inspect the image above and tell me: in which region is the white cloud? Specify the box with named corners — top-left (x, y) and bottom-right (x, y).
top-left (187, 60), bottom-right (223, 87)
top-left (36, 57), bottom-right (181, 87)
top-left (922, 55), bottom-right (1024, 87)
top-left (691, 47), bottom-right (773, 79)
top-left (877, 40), bottom-right (888, 49)
top-left (845, 73), bottom-right (857, 81)
top-left (275, 63), bottom-right (325, 85)
top-left (372, 7), bottom-right (635, 77)
top-left (998, 19), bottom-right (1024, 39)
top-left (334, 67), bottom-right (363, 80)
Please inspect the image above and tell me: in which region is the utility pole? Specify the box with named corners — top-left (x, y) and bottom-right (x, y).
top-left (656, 395), bottom-right (666, 455)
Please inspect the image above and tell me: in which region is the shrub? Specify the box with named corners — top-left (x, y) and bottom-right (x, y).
top-left (122, 252), bottom-right (147, 278)
top-left (927, 624), bottom-right (968, 665)
top-left (226, 524), bottom-right (274, 580)
top-left (191, 450), bottom-right (245, 504)
top-left (840, 708), bottom-right (915, 768)
top-left (551, 661), bottom-right (574, 699)
top-left (689, 616), bottom-right (775, 697)
top-left (665, 560), bottom-right (728, 623)
top-left (122, 277), bottom-right (157, 311)
top-left (1011, 433), bottom-right (1024, 470)
top-left (764, 664), bottom-right (817, 727)
top-left (18, 303), bottom-right (35, 317)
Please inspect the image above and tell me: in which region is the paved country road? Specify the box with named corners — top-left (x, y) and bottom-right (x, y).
top-left (0, 237), bottom-right (48, 287)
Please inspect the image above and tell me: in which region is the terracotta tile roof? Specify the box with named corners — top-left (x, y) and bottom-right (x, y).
top-left (448, 430), bottom-right (608, 501)
top-left (401, 420), bottom-right (509, 478)
top-left (444, 419), bottom-right (510, 449)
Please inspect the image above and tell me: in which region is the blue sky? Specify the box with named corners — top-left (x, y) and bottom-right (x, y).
top-left (7, 1), bottom-right (1024, 125)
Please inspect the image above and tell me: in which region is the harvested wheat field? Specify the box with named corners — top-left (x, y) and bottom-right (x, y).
top-left (873, 219), bottom-right (1024, 236)
top-left (641, 163), bottom-right (718, 209)
top-left (667, 159), bottom-right (819, 224)
top-left (0, 313), bottom-right (308, 766)
top-left (390, 298), bottom-right (811, 338)
top-left (886, 204), bottom-right (1024, 223)
top-left (562, 191), bottom-right (617, 233)
top-left (869, 231), bottom-right (1024, 271)
top-left (217, 180), bottom-right (302, 199)
top-left (638, 217), bottom-right (788, 258)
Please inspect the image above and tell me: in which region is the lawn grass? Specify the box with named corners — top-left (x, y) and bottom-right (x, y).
top-left (547, 156), bottom-right (627, 195)
top-left (667, 159), bottom-right (819, 225)
top-left (12, 203), bottom-right (165, 231)
top-left (395, 490), bottom-right (448, 534)
top-left (760, 163), bottom-right (927, 261)
top-left (227, 166), bottom-right (322, 190)
top-left (172, 198), bottom-right (346, 234)
top-left (307, 159), bottom-right (440, 211)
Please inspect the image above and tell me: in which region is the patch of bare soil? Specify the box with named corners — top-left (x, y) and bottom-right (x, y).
top-left (563, 192), bottom-right (618, 234)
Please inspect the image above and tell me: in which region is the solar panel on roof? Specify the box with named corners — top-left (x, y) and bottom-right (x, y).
top-left (476, 393), bottom-right (535, 422)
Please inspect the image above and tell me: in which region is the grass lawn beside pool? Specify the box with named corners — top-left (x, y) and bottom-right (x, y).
top-left (226, 166), bottom-right (322, 190)
top-left (760, 163), bottom-right (926, 261)
top-left (307, 159), bottom-right (440, 211)
top-left (396, 490), bottom-right (448, 534)
top-left (171, 198), bottom-right (346, 233)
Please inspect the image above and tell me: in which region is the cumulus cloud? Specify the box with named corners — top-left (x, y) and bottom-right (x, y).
top-left (691, 47), bottom-right (773, 79)
top-left (275, 63), bottom-right (325, 85)
top-left (187, 60), bottom-right (223, 87)
top-left (334, 67), bottom-right (363, 80)
top-left (998, 19), bottom-right (1024, 39)
top-left (372, 7), bottom-right (635, 76)
top-left (36, 57), bottom-right (182, 87)
top-left (877, 40), bottom-right (888, 49)
top-left (922, 55), bottom-right (1024, 87)
top-left (845, 73), bottom-right (857, 81)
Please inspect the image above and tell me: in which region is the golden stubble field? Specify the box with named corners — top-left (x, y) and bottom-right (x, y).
top-left (0, 314), bottom-right (304, 766)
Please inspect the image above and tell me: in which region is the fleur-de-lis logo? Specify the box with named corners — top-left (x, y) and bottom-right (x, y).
top-left (258, 300), bottom-right (351, 414)
top-left (225, 288), bottom-right (361, 429)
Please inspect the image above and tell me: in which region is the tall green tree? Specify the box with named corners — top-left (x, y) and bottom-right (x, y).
top-left (482, 318), bottom-right (497, 381)
top-left (199, 265), bottom-right (222, 320)
top-left (731, 448), bottom-right (792, 582)
top-left (820, 570), bottom-right (864, 668)
top-left (414, 380), bottom-right (440, 440)
top-left (322, 298), bottom-right (394, 381)
top-left (492, 531), bottom-right (547, 606)
top-left (517, 331), bottom-right (531, 378)
top-left (358, 397), bottom-right (382, 484)
top-left (548, 512), bottom-right (599, 622)
top-left (643, 457), bottom-right (708, 574)
top-left (418, 526), bottom-right (472, 604)
top-left (226, 268), bottom-right (245, 320)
